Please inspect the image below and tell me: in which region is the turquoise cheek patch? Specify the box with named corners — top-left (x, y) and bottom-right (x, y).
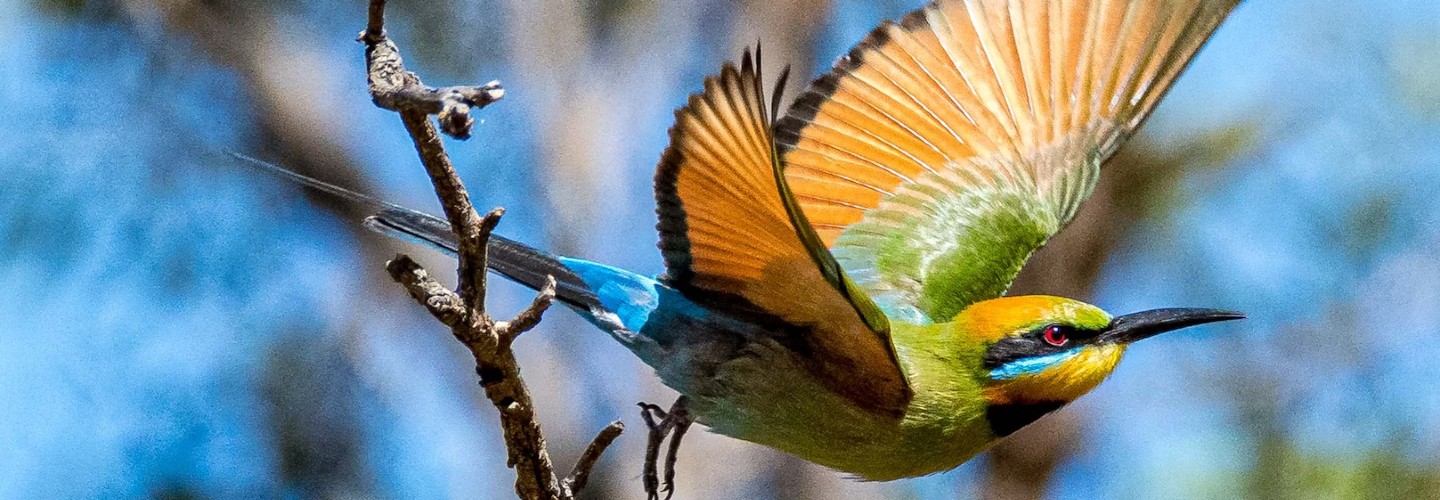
top-left (989, 347), bottom-right (1083, 380)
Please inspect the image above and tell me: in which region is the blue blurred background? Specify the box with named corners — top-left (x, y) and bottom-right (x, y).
top-left (3, 0), bottom-right (1438, 498)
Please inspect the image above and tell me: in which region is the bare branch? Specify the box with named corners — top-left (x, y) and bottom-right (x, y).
top-left (499, 275), bottom-right (557, 345)
top-left (563, 421), bottom-right (626, 497)
top-left (466, 207), bottom-right (505, 314)
top-left (359, 11), bottom-right (502, 140)
top-left (379, 83), bottom-right (505, 139)
top-left (385, 255), bottom-right (466, 327)
top-left (361, 1), bottom-right (622, 498)
top-left (488, 384), bottom-right (558, 496)
top-left (361, 0), bottom-right (386, 44)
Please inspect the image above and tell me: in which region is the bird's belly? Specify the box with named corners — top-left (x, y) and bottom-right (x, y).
top-left (636, 318), bottom-right (994, 480)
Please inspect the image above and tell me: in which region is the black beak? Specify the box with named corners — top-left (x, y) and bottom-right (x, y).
top-left (1100, 308), bottom-right (1245, 344)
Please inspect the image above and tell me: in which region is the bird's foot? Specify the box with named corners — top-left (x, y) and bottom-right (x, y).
top-left (638, 396), bottom-right (691, 500)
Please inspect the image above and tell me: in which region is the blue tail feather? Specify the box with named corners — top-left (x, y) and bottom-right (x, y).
top-left (556, 257), bottom-right (670, 333)
top-left (226, 151), bottom-right (689, 337)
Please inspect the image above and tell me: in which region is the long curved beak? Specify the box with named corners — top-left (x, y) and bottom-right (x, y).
top-left (1100, 308), bottom-right (1245, 344)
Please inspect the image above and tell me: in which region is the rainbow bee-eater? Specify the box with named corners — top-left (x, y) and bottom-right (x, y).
top-left (242, 0), bottom-right (1245, 493)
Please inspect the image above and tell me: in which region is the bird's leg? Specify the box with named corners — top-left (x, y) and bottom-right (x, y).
top-left (638, 396), bottom-right (691, 500)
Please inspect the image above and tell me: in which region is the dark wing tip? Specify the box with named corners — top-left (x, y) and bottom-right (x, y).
top-left (773, 11), bottom-right (916, 151)
top-left (899, 6), bottom-right (930, 30)
top-left (771, 0), bottom-right (938, 148)
top-left (770, 63), bottom-right (792, 124)
top-left (654, 46), bottom-right (779, 289)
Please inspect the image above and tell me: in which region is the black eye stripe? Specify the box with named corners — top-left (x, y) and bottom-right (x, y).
top-left (981, 324), bottom-right (1105, 369)
top-left (1040, 324), bottom-right (1100, 341)
top-left (982, 336), bottom-right (1048, 369)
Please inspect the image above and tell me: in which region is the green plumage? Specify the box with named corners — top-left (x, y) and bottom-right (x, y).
top-left (680, 321), bottom-right (995, 480)
top-left (670, 300), bottom-right (1119, 480)
top-left (836, 184), bottom-right (1063, 323)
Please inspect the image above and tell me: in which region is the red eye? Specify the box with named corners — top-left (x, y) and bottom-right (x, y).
top-left (1043, 325), bottom-right (1069, 346)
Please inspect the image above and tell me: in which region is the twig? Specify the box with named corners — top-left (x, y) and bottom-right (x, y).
top-left (361, 0), bottom-right (386, 44)
top-left (385, 255), bottom-right (465, 327)
top-left (359, 1), bottom-right (621, 498)
top-left (562, 421), bottom-right (626, 497)
top-left (498, 275), bottom-right (557, 344)
top-left (359, 12), bottom-right (503, 140)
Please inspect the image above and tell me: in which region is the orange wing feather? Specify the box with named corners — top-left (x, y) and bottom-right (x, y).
top-left (654, 49), bottom-right (911, 417)
top-left (777, 0), bottom-right (1239, 320)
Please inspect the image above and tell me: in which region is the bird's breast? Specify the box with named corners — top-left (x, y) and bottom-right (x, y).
top-left (631, 313), bottom-right (998, 479)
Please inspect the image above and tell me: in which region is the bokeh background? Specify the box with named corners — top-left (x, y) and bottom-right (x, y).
top-left (4, 0), bottom-right (1439, 498)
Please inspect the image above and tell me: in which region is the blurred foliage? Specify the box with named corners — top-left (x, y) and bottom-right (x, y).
top-left (32, 0), bottom-right (108, 19)
top-left (1388, 33), bottom-right (1440, 120)
top-left (1116, 122), bottom-right (1265, 226)
top-left (1247, 434), bottom-right (1440, 499)
top-left (1334, 192), bottom-right (1398, 264)
top-left (260, 334), bottom-right (372, 498)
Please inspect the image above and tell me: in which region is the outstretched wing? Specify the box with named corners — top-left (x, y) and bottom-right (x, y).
top-left (776, 0), bottom-right (1238, 323)
top-left (655, 48), bottom-right (912, 417)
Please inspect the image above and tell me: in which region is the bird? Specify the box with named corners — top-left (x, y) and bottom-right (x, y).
top-left (238, 0), bottom-right (1245, 495)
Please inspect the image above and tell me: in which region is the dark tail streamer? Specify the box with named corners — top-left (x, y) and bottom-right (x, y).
top-left (226, 151), bottom-right (602, 310)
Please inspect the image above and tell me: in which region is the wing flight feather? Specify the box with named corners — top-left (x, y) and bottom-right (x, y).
top-left (776, 0), bottom-right (1239, 322)
top-left (655, 48), bottom-right (912, 416)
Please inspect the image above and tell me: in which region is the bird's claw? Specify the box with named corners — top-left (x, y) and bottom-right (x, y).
top-left (639, 402), bottom-right (669, 428)
top-left (638, 397), bottom-right (690, 500)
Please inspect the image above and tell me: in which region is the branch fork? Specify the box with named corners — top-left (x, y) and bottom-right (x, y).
top-left (361, 1), bottom-right (622, 498)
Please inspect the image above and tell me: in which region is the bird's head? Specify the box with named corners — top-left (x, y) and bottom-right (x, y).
top-left (955, 296), bottom-right (1243, 409)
